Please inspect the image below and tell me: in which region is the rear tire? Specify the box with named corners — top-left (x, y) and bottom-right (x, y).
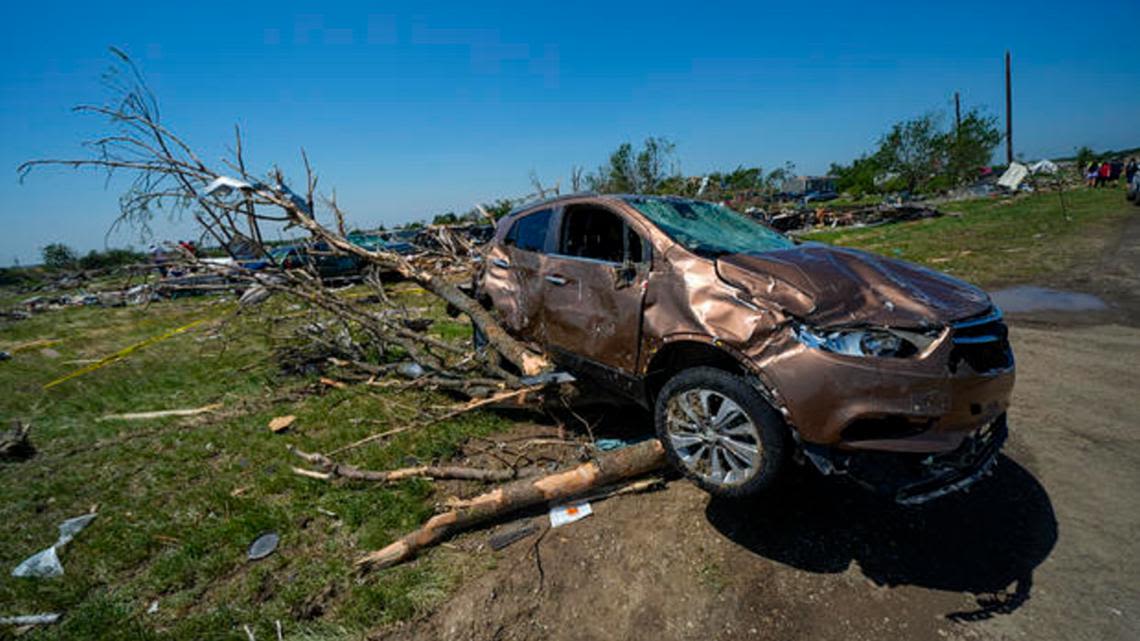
top-left (654, 367), bottom-right (789, 498)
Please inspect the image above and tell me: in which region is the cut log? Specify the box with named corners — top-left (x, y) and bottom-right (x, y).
top-left (355, 438), bottom-right (666, 571)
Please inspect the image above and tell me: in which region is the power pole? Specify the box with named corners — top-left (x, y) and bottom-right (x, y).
top-left (1005, 51), bottom-right (1013, 165)
top-left (954, 91), bottom-right (962, 139)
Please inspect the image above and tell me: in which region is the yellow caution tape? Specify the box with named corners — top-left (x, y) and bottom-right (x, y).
top-left (43, 319), bottom-right (207, 390)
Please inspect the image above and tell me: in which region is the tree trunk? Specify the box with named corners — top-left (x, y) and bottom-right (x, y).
top-left (356, 438), bottom-right (666, 571)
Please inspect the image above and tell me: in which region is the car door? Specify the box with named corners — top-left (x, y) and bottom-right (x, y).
top-left (482, 208), bottom-right (555, 342)
top-left (539, 202), bottom-right (650, 374)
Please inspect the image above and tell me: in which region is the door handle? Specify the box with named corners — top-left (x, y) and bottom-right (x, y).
top-left (544, 275), bottom-right (568, 286)
top-left (491, 258), bottom-right (510, 269)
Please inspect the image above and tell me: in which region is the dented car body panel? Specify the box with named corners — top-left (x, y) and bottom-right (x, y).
top-left (477, 195), bottom-right (1014, 498)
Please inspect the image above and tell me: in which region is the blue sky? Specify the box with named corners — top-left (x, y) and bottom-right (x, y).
top-left (2, 1), bottom-right (1138, 265)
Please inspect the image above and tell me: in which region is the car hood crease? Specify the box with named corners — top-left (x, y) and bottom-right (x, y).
top-left (716, 244), bottom-right (992, 328)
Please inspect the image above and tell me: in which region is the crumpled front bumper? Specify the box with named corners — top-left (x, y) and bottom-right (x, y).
top-left (799, 413), bottom-right (1008, 505)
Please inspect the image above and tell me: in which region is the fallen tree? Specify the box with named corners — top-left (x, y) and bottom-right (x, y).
top-left (19, 48), bottom-right (549, 385)
top-left (20, 50), bottom-right (673, 575)
top-left (355, 438), bottom-right (666, 571)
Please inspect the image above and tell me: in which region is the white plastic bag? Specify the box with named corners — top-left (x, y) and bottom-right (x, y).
top-left (11, 513), bottom-right (97, 578)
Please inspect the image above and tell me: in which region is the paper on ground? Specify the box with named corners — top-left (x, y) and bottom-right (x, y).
top-left (549, 501), bottom-right (593, 528)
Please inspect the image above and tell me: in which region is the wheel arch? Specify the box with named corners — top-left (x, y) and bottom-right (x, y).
top-left (643, 335), bottom-right (787, 415)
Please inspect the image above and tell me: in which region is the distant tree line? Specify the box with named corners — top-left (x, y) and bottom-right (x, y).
top-left (39, 242), bottom-right (146, 271)
top-left (829, 106), bottom-right (1001, 196)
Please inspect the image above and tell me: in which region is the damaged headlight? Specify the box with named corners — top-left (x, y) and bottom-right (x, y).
top-left (793, 324), bottom-right (922, 358)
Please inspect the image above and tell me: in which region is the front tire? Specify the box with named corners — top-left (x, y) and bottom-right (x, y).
top-left (654, 367), bottom-right (789, 498)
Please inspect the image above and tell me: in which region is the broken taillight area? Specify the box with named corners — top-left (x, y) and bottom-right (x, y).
top-left (802, 414), bottom-right (1008, 505)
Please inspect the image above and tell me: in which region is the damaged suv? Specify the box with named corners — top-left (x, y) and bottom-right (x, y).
top-left (475, 194), bottom-right (1014, 504)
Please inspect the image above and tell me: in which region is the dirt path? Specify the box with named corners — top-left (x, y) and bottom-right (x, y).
top-left (375, 216), bottom-right (1140, 641)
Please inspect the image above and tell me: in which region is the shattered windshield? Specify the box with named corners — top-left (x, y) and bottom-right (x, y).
top-left (624, 196), bottom-right (793, 257)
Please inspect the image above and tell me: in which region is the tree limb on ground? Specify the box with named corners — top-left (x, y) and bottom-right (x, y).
top-left (355, 438), bottom-right (666, 571)
top-left (288, 446), bottom-right (520, 483)
top-left (96, 403), bottom-right (222, 422)
top-left (328, 385), bottom-right (547, 456)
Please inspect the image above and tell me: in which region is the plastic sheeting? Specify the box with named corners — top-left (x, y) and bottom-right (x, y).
top-left (11, 513), bottom-right (97, 578)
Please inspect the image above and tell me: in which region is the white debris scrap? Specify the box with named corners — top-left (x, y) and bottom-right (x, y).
top-left (997, 162), bottom-right (1029, 190)
top-left (549, 501), bottom-right (593, 528)
top-left (0, 613), bottom-right (61, 626)
top-left (201, 176), bottom-right (255, 198)
top-left (11, 512), bottom-right (97, 578)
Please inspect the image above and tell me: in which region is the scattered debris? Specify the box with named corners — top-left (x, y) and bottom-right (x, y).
top-left (0, 421), bottom-right (35, 461)
top-left (549, 501), bottom-right (593, 528)
top-left (396, 362), bottom-right (426, 379)
top-left (146, 600), bottom-right (159, 615)
top-left (0, 351), bottom-right (9, 362)
top-left (760, 203), bottom-right (947, 233)
top-left (488, 523), bottom-right (539, 550)
top-left (239, 284), bottom-right (272, 307)
top-left (318, 377), bottom-right (348, 390)
top-left (97, 403), bottom-right (223, 422)
top-left (268, 415), bottom-right (296, 433)
top-left (0, 613), bottom-right (61, 627)
top-left (998, 162), bottom-right (1030, 190)
top-left (247, 532), bottom-right (279, 561)
top-left (11, 512), bottom-right (97, 578)
top-left (595, 436), bottom-right (651, 451)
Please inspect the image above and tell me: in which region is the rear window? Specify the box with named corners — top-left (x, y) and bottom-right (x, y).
top-left (505, 209), bottom-right (552, 253)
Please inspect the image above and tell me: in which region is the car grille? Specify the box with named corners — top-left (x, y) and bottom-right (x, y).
top-left (949, 308), bottom-right (1013, 374)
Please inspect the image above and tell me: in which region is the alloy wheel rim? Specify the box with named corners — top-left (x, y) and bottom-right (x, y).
top-left (664, 388), bottom-right (762, 485)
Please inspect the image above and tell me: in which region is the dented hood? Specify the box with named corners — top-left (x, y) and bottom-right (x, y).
top-left (716, 244), bottom-right (992, 328)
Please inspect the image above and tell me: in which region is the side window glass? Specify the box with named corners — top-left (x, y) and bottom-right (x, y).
top-left (506, 209), bottom-right (552, 253)
top-left (561, 205), bottom-right (647, 264)
top-left (561, 206), bottom-right (625, 263)
top-left (626, 226), bottom-right (646, 263)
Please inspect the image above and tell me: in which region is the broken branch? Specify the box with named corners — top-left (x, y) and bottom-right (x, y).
top-left (355, 438), bottom-right (666, 571)
top-left (288, 446), bottom-right (519, 483)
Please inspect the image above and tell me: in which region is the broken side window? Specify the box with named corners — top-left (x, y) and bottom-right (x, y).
top-left (506, 209), bottom-right (553, 253)
top-left (560, 205), bottom-right (644, 264)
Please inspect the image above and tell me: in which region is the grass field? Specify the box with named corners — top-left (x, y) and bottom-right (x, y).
top-left (806, 186), bottom-right (1134, 286)
top-left (1, 185), bottom-right (1132, 639)
top-left (0, 288), bottom-right (505, 640)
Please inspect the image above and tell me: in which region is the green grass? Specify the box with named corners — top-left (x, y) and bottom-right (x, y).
top-left (805, 186), bottom-right (1133, 287)
top-left (0, 290), bottom-right (500, 640)
top-left (1, 186), bottom-right (1130, 638)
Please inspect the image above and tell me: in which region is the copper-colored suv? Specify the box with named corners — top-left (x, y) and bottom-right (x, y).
top-left (476, 194), bottom-right (1014, 503)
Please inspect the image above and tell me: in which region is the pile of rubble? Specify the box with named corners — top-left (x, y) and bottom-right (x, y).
top-left (757, 203), bottom-right (947, 234)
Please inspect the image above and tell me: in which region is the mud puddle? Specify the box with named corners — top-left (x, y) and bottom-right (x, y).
top-left (990, 285), bottom-right (1108, 314)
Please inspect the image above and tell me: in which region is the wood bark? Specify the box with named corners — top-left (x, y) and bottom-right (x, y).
top-left (355, 438), bottom-right (666, 571)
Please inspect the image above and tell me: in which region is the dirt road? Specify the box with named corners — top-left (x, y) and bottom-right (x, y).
top-left (377, 219), bottom-right (1140, 641)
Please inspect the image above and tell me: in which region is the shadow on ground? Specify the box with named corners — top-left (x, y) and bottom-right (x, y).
top-left (705, 455), bottom-right (1057, 621)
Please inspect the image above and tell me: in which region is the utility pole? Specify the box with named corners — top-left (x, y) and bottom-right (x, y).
top-left (1005, 51), bottom-right (1013, 165)
top-left (954, 91), bottom-right (962, 139)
